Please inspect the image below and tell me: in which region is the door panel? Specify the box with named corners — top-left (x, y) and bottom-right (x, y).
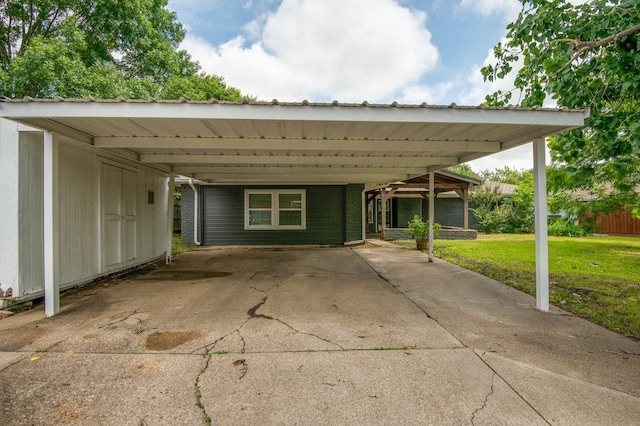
top-left (122, 170), bottom-right (137, 262)
top-left (102, 164), bottom-right (137, 269)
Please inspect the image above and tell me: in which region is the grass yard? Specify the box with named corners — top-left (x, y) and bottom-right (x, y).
top-left (407, 234), bottom-right (640, 340)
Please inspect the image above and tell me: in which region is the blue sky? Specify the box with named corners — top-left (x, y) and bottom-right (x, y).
top-left (166, 0), bottom-right (540, 172)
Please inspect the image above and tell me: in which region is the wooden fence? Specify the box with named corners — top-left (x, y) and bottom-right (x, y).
top-left (595, 210), bottom-right (640, 235)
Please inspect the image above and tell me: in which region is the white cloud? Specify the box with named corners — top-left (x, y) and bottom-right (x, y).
top-left (457, 37), bottom-right (523, 105)
top-left (398, 81), bottom-right (456, 105)
top-left (181, 0), bottom-right (439, 102)
top-left (457, 0), bottom-right (521, 20)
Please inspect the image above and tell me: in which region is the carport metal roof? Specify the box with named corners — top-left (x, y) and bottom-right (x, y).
top-left (0, 97), bottom-right (587, 317)
top-left (0, 98), bottom-right (587, 188)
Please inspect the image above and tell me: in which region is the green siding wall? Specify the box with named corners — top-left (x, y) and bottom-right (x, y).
top-left (201, 185), bottom-right (346, 245)
top-left (345, 184), bottom-right (364, 242)
top-left (397, 198), bottom-right (422, 227)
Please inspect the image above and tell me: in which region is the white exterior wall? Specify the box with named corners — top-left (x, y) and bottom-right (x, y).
top-left (0, 119), bottom-right (20, 297)
top-left (18, 132), bottom-right (45, 295)
top-left (1, 119), bottom-right (169, 302)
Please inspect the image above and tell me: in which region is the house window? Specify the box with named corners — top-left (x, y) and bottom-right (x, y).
top-left (245, 190), bottom-right (306, 230)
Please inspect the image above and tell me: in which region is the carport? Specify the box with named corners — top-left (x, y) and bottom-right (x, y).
top-left (0, 98), bottom-right (587, 316)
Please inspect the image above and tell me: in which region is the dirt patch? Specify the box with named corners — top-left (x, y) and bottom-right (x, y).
top-left (145, 331), bottom-right (201, 351)
top-left (135, 270), bottom-right (232, 281)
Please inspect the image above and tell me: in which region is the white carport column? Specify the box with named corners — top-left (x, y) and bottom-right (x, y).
top-left (428, 172), bottom-right (435, 262)
top-left (533, 138), bottom-right (550, 311)
top-left (44, 131), bottom-right (59, 316)
top-left (166, 172), bottom-right (175, 264)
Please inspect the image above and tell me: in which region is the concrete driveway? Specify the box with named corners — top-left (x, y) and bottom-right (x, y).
top-left (1, 243), bottom-right (638, 425)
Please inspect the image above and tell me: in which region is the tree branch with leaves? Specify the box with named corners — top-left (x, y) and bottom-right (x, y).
top-left (482, 0), bottom-right (640, 217)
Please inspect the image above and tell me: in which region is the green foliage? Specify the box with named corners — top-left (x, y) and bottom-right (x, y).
top-left (481, 166), bottom-right (532, 185)
top-left (548, 218), bottom-right (588, 237)
top-left (482, 0), bottom-right (640, 216)
top-left (405, 215), bottom-right (441, 240)
top-left (470, 186), bottom-right (511, 233)
top-left (471, 179), bottom-right (535, 234)
top-left (444, 164), bottom-right (480, 179)
top-left (508, 177), bottom-right (535, 233)
top-left (0, 0), bottom-right (245, 101)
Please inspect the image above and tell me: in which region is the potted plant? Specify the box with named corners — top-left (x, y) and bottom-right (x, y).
top-left (406, 215), bottom-right (441, 250)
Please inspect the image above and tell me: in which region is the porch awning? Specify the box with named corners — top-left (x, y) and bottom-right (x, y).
top-left (0, 98), bottom-right (587, 188)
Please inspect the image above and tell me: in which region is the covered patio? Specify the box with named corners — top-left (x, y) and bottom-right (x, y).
top-left (365, 170), bottom-right (481, 239)
top-left (0, 98), bottom-right (587, 315)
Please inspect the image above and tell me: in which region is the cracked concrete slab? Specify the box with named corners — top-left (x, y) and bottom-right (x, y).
top-left (0, 353), bottom-right (204, 425)
top-left (0, 245), bottom-right (638, 425)
top-left (355, 246), bottom-right (640, 396)
top-left (199, 349), bottom-right (546, 425)
top-left (478, 351), bottom-right (640, 425)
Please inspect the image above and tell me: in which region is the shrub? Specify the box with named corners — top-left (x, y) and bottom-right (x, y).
top-left (405, 215), bottom-right (441, 239)
top-left (548, 218), bottom-right (588, 237)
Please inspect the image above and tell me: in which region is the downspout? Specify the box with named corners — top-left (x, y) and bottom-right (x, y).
top-left (188, 179), bottom-right (201, 246)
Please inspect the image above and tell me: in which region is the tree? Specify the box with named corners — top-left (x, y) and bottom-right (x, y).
top-left (444, 164), bottom-right (480, 178)
top-left (0, 0), bottom-right (245, 101)
top-left (470, 186), bottom-right (512, 234)
top-left (482, 0), bottom-right (640, 217)
top-left (445, 164), bottom-right (480, 178)
top-left (481, 166), bottom-right (532, 185)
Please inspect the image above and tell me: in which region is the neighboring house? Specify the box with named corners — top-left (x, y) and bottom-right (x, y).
top-left (0, 98), bottom-right (586, 314)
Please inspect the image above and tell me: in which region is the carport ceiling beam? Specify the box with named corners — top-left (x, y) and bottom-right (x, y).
top-left (95, 137), bottom-right (501, 153)
top-left (176, 166), bottom-right (429, 175)
top-left (140, 154), bottom-right (458, 167)
top-left (193, 173), bottom-right (413, 182)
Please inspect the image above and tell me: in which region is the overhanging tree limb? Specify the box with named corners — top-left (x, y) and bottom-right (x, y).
top-left (553, 23), bottom-right (640, 73)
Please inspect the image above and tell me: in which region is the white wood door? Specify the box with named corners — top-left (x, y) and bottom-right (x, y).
top-left (102, 164), bottom-right (137, 269)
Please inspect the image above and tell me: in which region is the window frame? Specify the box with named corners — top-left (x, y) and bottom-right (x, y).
top-left (244, 189), bottom-right (306, 230)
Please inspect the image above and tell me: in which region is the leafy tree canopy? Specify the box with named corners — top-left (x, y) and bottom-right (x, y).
top-left (444, 163), bottom-right (480, 179)
top-left (0, 0), bottom-right (246, 101)
top-left (480, 166), bottom-right (532, 185)
top-left (482, 0), bottom-right (640, 216)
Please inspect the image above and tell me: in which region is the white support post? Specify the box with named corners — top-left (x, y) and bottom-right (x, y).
top-left (361, 189), bottom-right (367, 242)
top-left (533, 138), bottom-right (549, 311)
top-left (44, 131), bottom-right (59, 316)
top-left (166, 172), bottom-right (175, 264)
top-left (380, 189), bottom-right (386, 239)
top-left (428, 172), bottom-right (435, 262)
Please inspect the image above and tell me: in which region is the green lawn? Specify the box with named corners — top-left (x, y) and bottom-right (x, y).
top-left (415, 234), bottom-right (640, 340)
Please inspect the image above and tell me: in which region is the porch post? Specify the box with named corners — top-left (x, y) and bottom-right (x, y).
top-left (380, 188), bottom-right (386, 239)
top-left (361, 189), bottom-right (367, 241)
top-left (428, 172), bottom-right (435, 262)
top-left (533, 138), bottom-right (549, 311)
top-left (166, 172), bottom-right (175, 264)
top-left (44, 131), bottom-right (59, 316)
top-left (463, 188), bottom-right (469, 229)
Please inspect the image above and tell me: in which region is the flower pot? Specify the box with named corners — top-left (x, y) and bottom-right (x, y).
top-left (416, 239), bottom-right (429, 250)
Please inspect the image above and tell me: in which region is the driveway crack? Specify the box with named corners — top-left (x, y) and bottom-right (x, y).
top-left (195, 354), bottom-right (213, 425)
top-left (98, 309), bottom-right (141, 329)
top-left (471, 373), bottom-right (495, 425)
top-left (248, 289), bottom-right (344, 350)
top-left (473, 351), bottom-right (552, 425)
